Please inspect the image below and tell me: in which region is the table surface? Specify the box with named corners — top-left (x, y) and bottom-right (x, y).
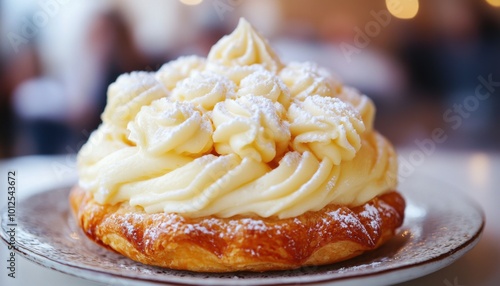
top-left (0, 150), bottom-right (499, 286)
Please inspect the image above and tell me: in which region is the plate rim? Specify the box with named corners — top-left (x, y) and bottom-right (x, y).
top-left (0, 186), bottom-right (485, 286)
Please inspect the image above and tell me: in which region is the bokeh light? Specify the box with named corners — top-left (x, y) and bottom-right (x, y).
top-left (386, 0), bottom-right (419, 19)
top-left (486, 0), bottom-right (500, 7)
top-left (180, 0), bottom-right (203, 6)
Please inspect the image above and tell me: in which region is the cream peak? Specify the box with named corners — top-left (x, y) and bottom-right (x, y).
top-left (208, 17), bottom-right (283, 72)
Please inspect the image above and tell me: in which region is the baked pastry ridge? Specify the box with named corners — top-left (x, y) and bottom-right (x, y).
top-left (70, 186), bottom-right (404, 272)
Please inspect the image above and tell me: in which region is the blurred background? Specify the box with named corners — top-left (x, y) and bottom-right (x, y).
top-left (1, 0), bottom-right (499, 158)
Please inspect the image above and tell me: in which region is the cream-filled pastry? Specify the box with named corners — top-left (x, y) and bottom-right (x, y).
top-left (71, 18), bottom-right (404, 272)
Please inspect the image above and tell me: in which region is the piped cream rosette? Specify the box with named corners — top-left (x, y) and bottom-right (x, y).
top-left (77, 18), bottom-right (397, 219)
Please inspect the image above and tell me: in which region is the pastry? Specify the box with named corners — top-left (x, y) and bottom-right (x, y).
top-left (71, 18), bottom-right (404, 272)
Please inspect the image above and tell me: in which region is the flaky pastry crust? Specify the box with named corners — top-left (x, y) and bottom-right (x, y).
top-left (70, 186), bottom-right (405, 272)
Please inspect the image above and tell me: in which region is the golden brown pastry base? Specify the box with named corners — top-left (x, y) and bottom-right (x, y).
top-left (70, 186), bottom-right (405, 272)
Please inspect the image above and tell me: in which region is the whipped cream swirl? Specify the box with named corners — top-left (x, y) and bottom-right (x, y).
top-left (128, 98), bottom-right (213, 155)
top-left (101, 72), bottom-right (167, 143)
top-left (170, 71), bottom-right (235, 111)
top-left (237, 69), bottom-right (290, 108)
top-left (336, 87), bottom-right (375, 132)
top-left (288, 95), bottom-right (365, 165)
top-left (212, 95), bottom-right (290, 163)
top-left (279, 61), bottom-right (342, 101)
top-left (155, 56), bottom-right (206, 91)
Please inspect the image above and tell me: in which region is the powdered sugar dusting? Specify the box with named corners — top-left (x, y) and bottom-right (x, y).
top-left (240, 218), bottom-right (268, 232)
top-left (360, 204), bottom-right (381, 233)
top-left (280, 151), bottom-right (303, 167)
top-left (328, 209), bottom-right (359, 229)
top-left (309, 95), bottom-right (360, 120)
top-left (114, 71), bottom-right (159, 92)
top-left (141, 213), bottom-right (184, 245)
top-left (327, 208), bottom-right (373, 244)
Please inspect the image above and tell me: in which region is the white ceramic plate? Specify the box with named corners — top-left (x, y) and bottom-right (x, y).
top-left (0, 178), bottom-right (484, 286)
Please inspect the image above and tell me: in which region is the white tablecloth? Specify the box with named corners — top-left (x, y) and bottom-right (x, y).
top-left (1, 150), bottom-right (499, 286)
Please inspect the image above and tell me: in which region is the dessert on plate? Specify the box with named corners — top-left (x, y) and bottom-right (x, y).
top-left (70, 18), bottom-right (405, 272)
